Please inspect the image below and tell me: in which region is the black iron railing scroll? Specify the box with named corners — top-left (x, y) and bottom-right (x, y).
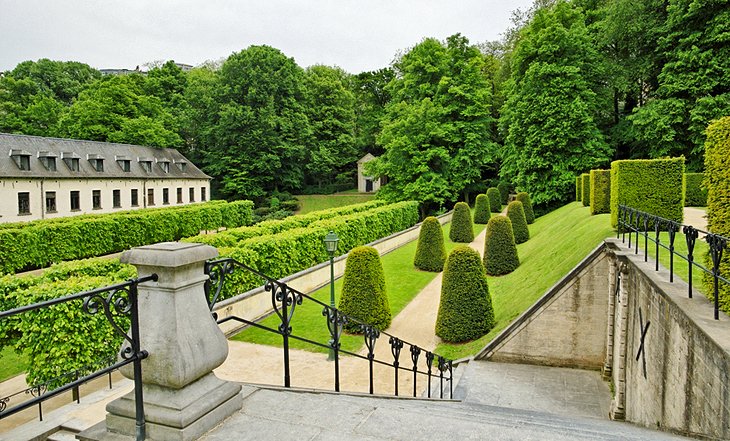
top-left (204, 258), bottom-right (454, 399)
top-left (617, 205), bottom-right (729, 320)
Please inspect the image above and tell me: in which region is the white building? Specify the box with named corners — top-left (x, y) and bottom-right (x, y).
top-left (357, 153), bottom-right (384, 193)
top-left (0, 133), bottom-right (211, 223)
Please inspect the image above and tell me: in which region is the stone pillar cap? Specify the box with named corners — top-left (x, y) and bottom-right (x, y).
top-left (121, 242), bottom-right (218, 267)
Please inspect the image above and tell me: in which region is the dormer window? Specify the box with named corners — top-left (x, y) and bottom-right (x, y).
top-left (62, 152), bottom-right (81, 171)
top-left (138, 157), bottom-right (153, 173)
top-left (157, 158), bottom-right (170, 173)
top-left (38, 152), bottom-right (57, 171)
top-left (88, 154), bottom-right (104, 172)
top-left (116, 155), bottom-right (131, 172)
top-left (174, 159), bottom-right (187, 172)
top-left (10, 149), bottom-right (31, 171)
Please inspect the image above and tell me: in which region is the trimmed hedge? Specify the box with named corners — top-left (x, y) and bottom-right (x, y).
top-left (515, 192), bottom-right (535, 224)
top-left (507, 201), bottom-right (530, 244)
top-left (589, 169), bottom-right (611, 215)
top-left (473, 194), bottom-right (491, 224)
top-left (339, 246), bottom-right (391, 332)
top-left (684, 173), bottom-right (707, 207)
top-left (414, 217), bottom-right (446, 272)
top-left (487, 188), bottom-right (502, 213)
top-left (581, 173), bottom-right (591, 207)
top-left (610, 158), bottom-right (685, 228)
top-left (576, 176), bottom-right (582, 202)
top-left (449, 202), bottom-right (474, 243)
top-left (703, 117), bottom-right (730, 312)
top-left (0, 200), bottom-right (254, 275)
top-left (497, 182), bottom-right (510, 205)
top-left (483, 216), bottom-right (519, 276)
top-left (435, 246), bottom-right (494, 342)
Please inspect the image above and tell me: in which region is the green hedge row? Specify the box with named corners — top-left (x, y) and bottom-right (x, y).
top-left (0, 200), bottom-right (254, 275)
top-left (684, 173), bottom-right (707, 207)
top-left (609, 158), bottom-right (685, 228)
top-left (703, 117), bottom-right (730, 312)
top-left (590, 170), bottom-right (611, 215)
top-left (576, 176), bottom-right (582, 202)
top-left (581, 173), bottom-right (590, 207)
top-left (184, 200), bottom-right (387, 248)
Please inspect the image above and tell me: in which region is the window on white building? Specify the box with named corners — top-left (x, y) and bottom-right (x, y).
top-left (45, 191), bottom-right (57, 213)
top-left (18, 192), bottom-right (30, 214)
top-left (70, 191), bottom-right (80, 211)
top-left (92, 190), bottom-right (102, 209)
top-left (10, 150), bottom-right (31, 171)
top-left (113, 190), bottom-right (121, 208)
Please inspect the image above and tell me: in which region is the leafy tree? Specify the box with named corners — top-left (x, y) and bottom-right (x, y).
top-left (352, 68), bottom-right (394, 157)
top-left (414, 216), bottom-right (446, 272)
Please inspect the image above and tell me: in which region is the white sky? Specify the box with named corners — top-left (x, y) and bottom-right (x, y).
top-left (0, 0), bottom-right (535, 74)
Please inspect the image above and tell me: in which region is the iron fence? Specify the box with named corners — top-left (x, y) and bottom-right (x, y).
top-left (205, 258), bottom-right (454, 399)
top-left (0, 274), bottom-right (156, 441)
top-left (617, 205), bottom-right (728, 319)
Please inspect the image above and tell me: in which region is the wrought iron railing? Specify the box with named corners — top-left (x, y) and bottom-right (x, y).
top-left (205, 258), bottom-right (454, 399)
top-left (0, 274), bottom-right (156, 441)
top-left (617, 205), bottom-right (728, 319)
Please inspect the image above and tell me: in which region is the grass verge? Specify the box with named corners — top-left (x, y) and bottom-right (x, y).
top-left (0, 347), bottom-right (27, 382)
top-left (295, 193), bottom-right (375, 214)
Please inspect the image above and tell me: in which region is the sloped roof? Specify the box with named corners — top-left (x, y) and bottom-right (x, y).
top-left (0, 133), bottom-right (210, 180)
top-left (357, 153), bottom-right (376, 164)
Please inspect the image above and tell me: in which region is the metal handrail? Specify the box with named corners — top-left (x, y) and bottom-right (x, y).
top-left (617, 205), bottom-right (728, 319)
top-left (205, 258), bottom-right (454, 399)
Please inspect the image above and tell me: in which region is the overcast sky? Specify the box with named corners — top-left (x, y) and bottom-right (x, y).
top-left (1, 0), bottom-right (534, 74)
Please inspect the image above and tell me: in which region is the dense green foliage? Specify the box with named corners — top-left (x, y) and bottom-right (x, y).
top-left (0, 200), bottom-right (253, 274)
top-left (684, 173), bottom-right (707, 207)
top-left (515, 192), bottom-right (535, 224)
top-left (339, 246), bottom-right (391, 331)
top-left (581, 174), bottom-right (591, 208)
top-left (435, 246), bottom-right (494, 342)
top-left (486, 188), bottom-right (502, 213)
top-left (473, 194), bottom-right (491, 224)
top-left (414, 217), bottom-right (447, 272)
top-left (497, 182), bottom-right (510, 205)
top-left (590, 170), bottom-right (611, 215)
top-left (703, 117), bottom-right (730, 312)
top-left (576, 176), bottom-right (582, 202)
top-left (610, 158), bottom-right (685, 228)
top-left (483, 216), bottom-right (520, 276)
top-left (506, 201), bottom-right (530, 244)
top-left (449, 202), bottom-right (475, 243)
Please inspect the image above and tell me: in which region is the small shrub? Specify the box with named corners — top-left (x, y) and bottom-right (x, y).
top-left (414, 217), bottom-right (446, 272)
top-left (507, 201), bottom-right (530, 244)
top-left (515, 192), bottom-right (535, 224)
top-left (338, 246), bottom-right (391, 331)
top-left (589, 169), bottom-right (611, 215)
top-left (435, 246), bottom-right (495, 343)
top-left (581, 173), bottom-right (591, 207)
top-left (483, 216), bottom-right (519, 276)
top-left (684, 173), bottom-right (707, 207)
top-left (486, 188), bottom-right (502, 213)
top-left (497, 182), bottom-right (510, 205)
top-left (449, 202), bottom-right (474, 243)
top-left (473, 194), bottom-right (491, 224)
top-left (576, 176), bottom-right (582, 202)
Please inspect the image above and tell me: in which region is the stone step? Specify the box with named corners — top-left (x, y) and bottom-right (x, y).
top-left (46, 427), bottom-right (81, 441)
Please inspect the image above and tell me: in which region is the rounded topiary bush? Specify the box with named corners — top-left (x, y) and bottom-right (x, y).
top-left (473, 194), bottom-right (491, 224)
top-left (487, 188), bottom-right (501, 213)
top-left (338, 246), bottom-right (391, 332)
top-left (449, 202), bottom-right (474, 243)
top-left (435, 246), bottom-right (495, 343)
top-left (414, 217), bottom-right (446, 272)
top-left (483, 216), bottom-right (519, 275)
top-left (506, 200), bottom-right (529, 244)
top-left (497, 182), bottom-right (510, 205)
top-left (515, 192), bottom-right (535, 224)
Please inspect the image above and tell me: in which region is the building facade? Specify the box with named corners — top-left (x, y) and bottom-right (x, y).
top-left (0, 133), bottom-right (211, 223)
top-left (357, 153), bottom-right (384, 193)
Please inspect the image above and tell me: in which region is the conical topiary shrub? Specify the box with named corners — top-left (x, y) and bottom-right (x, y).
top-left (483, 216), bottom-right (520, 276)
top-left (497, 182), bottom-right (510, 205)
top-left (338, 246), bottom-right (391, 332)
top-left (486, 187), bottom-right (501, 213)
top-left (515, 192), bottom-right (535, 224)
top-left (414, 217), bottom-right (446, 272)
top-left (473, 194), bottom-right (491, 224)
top-left (507, 200), bottom-right (530, 244)
top-left (449, 202), bottom-right (474, 243)
top-left (435, 246), bottom-right (495, 343)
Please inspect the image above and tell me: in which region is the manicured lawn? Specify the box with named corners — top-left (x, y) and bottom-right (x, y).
top-left (0, 347), bottom-right (27, 381)
top-left (295, 193), bottom-right (375, 214)
top-left (435, 202), bottom-right (614, 360)
top-left (232, 214), bottom-right (489, 353)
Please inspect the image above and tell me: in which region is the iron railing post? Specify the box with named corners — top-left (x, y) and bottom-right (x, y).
top-left (684, 226), bottom-right (698, 298)
top-left (410, 346), bottom-right (421, 398)
top-left (654, 218), bottom-right (661, 271)
top-left (668, 222), bottom-right (678, 282)
top-left (708, 234), bottom-right (727, 320)
top-left (390, 337), bottom-right (403, 396)
top-left (130, 280), bottom-right (146, 441)
top-left (426, 352), bottom-right (434, 398)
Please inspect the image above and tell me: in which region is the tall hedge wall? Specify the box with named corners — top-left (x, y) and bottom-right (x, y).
top-left (589, 169), bottom-right (611, 215)
top-left (703, 117), bottom-right (730, 312)
top-left (0, 200), bottom-right (254, 275)
top-left (684, 173), bottom-right (707, 207)
top-left (576, 176), bottom-right (582, 202)
top-left (581, 174), bottom-right (590, 207)
top-left (609, 158), bottom-right (685, 228)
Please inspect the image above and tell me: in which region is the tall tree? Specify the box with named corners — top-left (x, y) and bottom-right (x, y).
top-left (352, 68), bottom-right (394, 157)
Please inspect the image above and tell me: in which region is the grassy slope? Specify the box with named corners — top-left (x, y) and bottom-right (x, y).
top-left (0, 347), bottom-right (27, 381)
top-left (295, 193), bottom-right (375, 214)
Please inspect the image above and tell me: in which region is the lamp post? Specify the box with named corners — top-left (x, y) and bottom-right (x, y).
top-left (323, 231), bottom-right (340, 361)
